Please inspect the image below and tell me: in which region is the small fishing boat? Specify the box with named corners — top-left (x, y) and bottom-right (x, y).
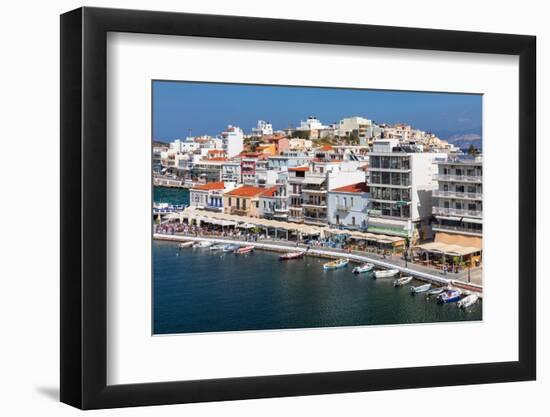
top-left (177, 241), bottom-right (194, 248)
top-left (393, 276), bottom-right (413, 287)
top-left (323, 258), bottom-right (349, 270)
top-left (374, 269), bottom-right (399, 279)
top-left (234, 245), bottom-right (254, 254)
top-left (279, 252), bottom-right (304, 261)
top-left (410, 283), bottom-right (432, 294)
top-left (195, 240), bottom-right (214, 248)
top-left (352, 263), bottom-right (375, 274)
top-left (437, 289), bottom-right (462, 304)
top-left (221, 244), bottom-right (238, 252)
top-left (427, 287), bottom-right (445, 296)
top-left (458, 293), bottom-right (479, 309)
top-left (210, 243), bottom-right (228, 251)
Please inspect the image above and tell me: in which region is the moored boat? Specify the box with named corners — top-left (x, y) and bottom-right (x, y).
top-left (373, 269), bottom-right (399, 279)
top-left (352, 263), bottom-right (375, 274)
top-left (279, 251), bottom-right (304, 261)
top-left (177, 241), bottom-right (194, 248)
top-left (410, 283), bottom-right (432, 294)
top-left (393, 276), bottom-right (413, 287)
top-left (437, 289), bottom-right (462, 303)
top-left (221, 244), bottom-right (238, 252)
top-left (323, 258), bottom-right (349, 270)
top-left (234, 245), bottom-right (254, 254)
top-left (427, 287), bottom-right (445, 296)
top-left (195, 240), bottom-right (214, 248)
top-left (210, 243), bottom-right (228, 251)
top-left (458, 294), bottom-right (479, 309)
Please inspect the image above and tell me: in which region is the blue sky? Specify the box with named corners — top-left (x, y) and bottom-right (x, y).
top-left (152, 81), bottom-right (482, 141)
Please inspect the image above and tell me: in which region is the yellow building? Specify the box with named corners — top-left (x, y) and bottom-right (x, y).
top-left (223, 186), bottom-right (266, 217)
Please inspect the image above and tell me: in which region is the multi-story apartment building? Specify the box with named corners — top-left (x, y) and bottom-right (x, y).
top-left (327, 183), bottom-right (370, 230)
top-left (431, 156), bottom-right (483, 264)
top-left (252, 120), bottom-right (273, 137)
top-left (367, 139), bottom-right (442, 242)
top-left (221, 125), bottom-right (244, 157)
top-left (221, 161), bottom-right (241, 183)
top-left (287, 160), bottom-right (366, 225)
top-left (258, 184), bottom-right (289, 220)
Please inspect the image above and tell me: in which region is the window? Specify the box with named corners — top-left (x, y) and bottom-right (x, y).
top-left (352, 216), bottom-right (356, 225)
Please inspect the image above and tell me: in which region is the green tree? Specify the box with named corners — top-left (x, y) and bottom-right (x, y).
top-left (467, 144), bottom-right (478, 156)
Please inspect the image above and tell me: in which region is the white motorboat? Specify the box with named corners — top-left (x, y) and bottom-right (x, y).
top-left (352, 263), bottom-right (375, 274)
top-left (458, 294), bottom-right (479, 309)
top-left (393, 276), bottom-right (413, 287)
top-left (427, 287), bottom-right (445, 296)
top-left (210, 243), bottom-right (228, 251)
top-left (177, 241), bottom-right (194, 248)
top-left (410, 283), bottom-right (432, 294)
top-left (374, 269), bottom-right (399, 279)
top-left (195, 240), bottom-right (214, 248)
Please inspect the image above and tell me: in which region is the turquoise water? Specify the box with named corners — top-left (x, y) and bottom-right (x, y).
top-left (153, 240), bottom-right (482, 334)
top-left (154, 186), bottom-right (189, 205)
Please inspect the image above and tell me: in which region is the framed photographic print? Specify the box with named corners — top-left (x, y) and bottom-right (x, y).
top-left (60, 6), bottom-right (536, 409)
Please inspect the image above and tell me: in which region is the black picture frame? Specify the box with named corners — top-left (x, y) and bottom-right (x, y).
top-left (60, 6), bottom-right (536, 410)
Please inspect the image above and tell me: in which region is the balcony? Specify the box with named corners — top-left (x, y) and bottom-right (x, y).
top-left (367, 181), bottom-right (411, 188)
top-left (436, 174), bottom-right (482, 183)
top-left (432, 223), bottom-right (483, 236)
top-left (303, 216), bottom-right (327, 225)
top-left (230, 208), bottom-right (249, 216)
top-left (433, 190), bottom-right (482, 200)
top-left (273, 206), bottom-right (289, 213)
top-left (432, 206), bottom-right (482, 218)
top-left (301, 202), bottom-right (327, 209)
top-left (301, 188), bottom-right (327, 195)
top-left (368, 167), bottom-right (411, 173)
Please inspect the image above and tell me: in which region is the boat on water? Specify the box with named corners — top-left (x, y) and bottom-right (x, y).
top-left (427, 287), bottom-right (445, 296)
top-left (323, 258), bottom-right (349, 270)
top-left (458, 293), bottom-right (479, 309)
top-left (393, 276), bottom-right (413, 287)
top-left (279, 252), bottom-right (304, 261)
top-left (437, 289), bottom-right (462, 304)
top-left (352, 263), bottom-right (375, 274)
top-left (234, 245), bottom-right (254, 254)
top-left (210, 243), bottom-right (228, 251)
top-left (177, 241), bottom-right (194, 248)
top-left (195, 240), bottom-right (214, 248)
top-left (410, 283), bottom-right (432, 294)
top-left (374, 269), bottom-right (399, 279)
top-left (221, 244), bottom-right (239, 252)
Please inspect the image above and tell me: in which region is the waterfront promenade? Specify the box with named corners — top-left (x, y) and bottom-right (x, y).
top-left (154, 233), bottom-right (483, 294)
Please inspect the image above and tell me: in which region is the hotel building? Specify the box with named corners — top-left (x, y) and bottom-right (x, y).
top-left (367, 139), bottom-right (442, 242)
top-left (430, 155), bottom-right (483, 265)
top-left (223, 185), bottom-right (266, 217)
top-left (189, 181), bottom-right (236, 212)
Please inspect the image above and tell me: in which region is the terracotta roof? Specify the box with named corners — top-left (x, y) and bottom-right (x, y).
top-left (207, 149), bottom-right (225, 155)
top-left (260, 186), bottom-right (279, 197)
top-left (331, 182), bottom-right (369, 194)
top-left (206, 157), bottom-right (228, 162)
top-left (225, 185), bottom-right (266, 197)
top-left (192, 181), bottom-right (227, 191)
top-left (288, 166), bottom-right (310, 172)
top-left (319, 145), bottom-right (333, 151)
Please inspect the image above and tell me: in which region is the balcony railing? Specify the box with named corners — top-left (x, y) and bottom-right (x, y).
top-left (432, 223), bottom-right (483, 236)
top-left (230, 208), bottom-right (249, 216)
top-left (433, 190), bottom-right (482, 200)
top-left (436, 174), bottom-right (482, 183)
top-left (301, 188), bottom-right (327, 194)
top-left (432, 206), bottom-right (482, 218)
top-left (302, 202), bottom-right (327, 209)
top-left (368, 181), bottom-right (411, 188)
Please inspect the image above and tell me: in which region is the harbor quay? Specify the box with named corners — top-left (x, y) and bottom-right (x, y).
top-left (153, 232), bottom-right (483, 296)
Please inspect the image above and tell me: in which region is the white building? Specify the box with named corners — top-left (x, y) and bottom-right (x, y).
top-left (327, 183), bottom-right (370, 230)
top-left (258, 184), bottom-right (289, 220)
top-left (252, 120), bottom-right (273, 136)
top-left (189, 181), bottom-right (236, 212)
top-left (366, 139), bottom-right (444, 242)
top-left (221, 125), bottom-right (244, 157)
top-left (334, 116), bottom-right (379, 145)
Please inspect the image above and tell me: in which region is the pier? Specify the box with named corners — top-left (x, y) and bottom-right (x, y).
top-left (154, 233), bottom-right (483, 295)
